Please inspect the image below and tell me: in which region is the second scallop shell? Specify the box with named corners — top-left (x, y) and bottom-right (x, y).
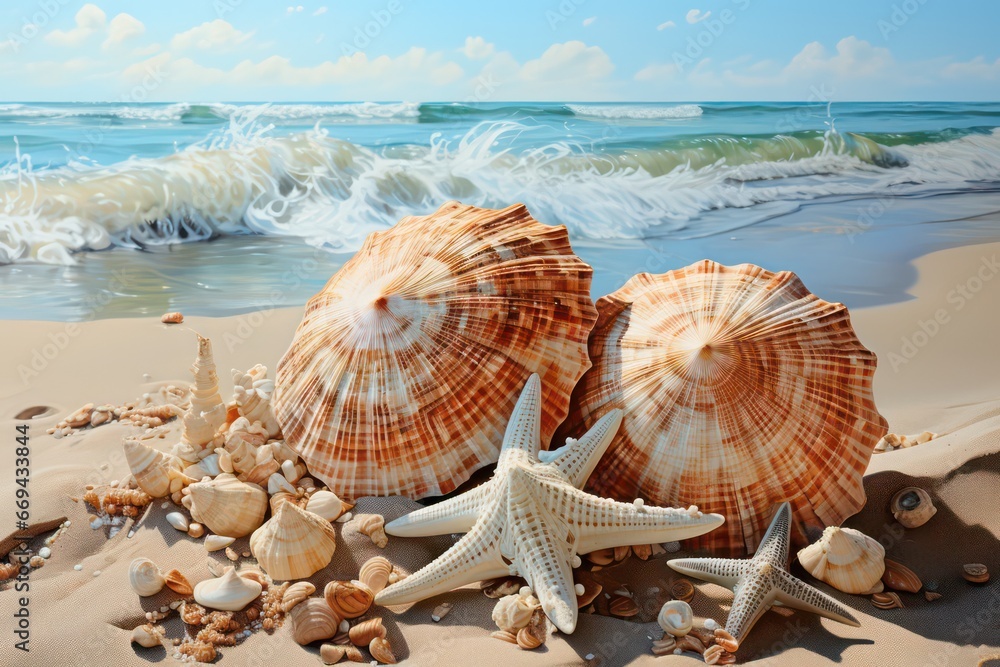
top-left (187, 473), bottom-right (268, 538)
top-left (249, 501), bottom-right (337, 581)
top-left (272, 201), bottom-right (598, 500)
top-left (556, 260), bottom-right (888, 556)
top-left (797, 526), bottom-right (886, 595)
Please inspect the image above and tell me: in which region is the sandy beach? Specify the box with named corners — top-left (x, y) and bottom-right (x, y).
top-left (1, 237), bottom-right (998, 666)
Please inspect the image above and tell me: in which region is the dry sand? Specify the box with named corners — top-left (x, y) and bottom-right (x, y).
top-left (1, 240), bottom-right (999, 666)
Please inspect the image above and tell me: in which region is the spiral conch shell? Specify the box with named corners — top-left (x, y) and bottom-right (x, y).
top-left (358, 556), bottom-right (392, 595)
top-left (289, 598), bottom-right (340, 645)
top-left (193, 567), bottom-right (262, 611)
top-left (250, 501), bottom-right (337, 581)
top-left (128, 558), bottom-right (165, 597)
top-left (181, 334), bottom-right (227, 450)
top-left (558, 260), bottom-right (888, 556)
top-left (323, 580), bottom-right (374, 620)
top-left (188, 473), bottom-right (268, 538)
top-left (356, 514), bottom-right (388, 548)
top-left (797, 526), bottom-right (886, 594)
top-left (273, 201), bottom-right (598, 501)
top-left (124, 440), bottom-right (183, 498)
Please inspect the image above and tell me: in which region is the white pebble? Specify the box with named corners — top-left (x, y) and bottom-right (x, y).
top-left (339, 619), bottom-right (350, 633)
top-left (572, 555), bottom-right (582, 568)
top-left (161, 502), bottom-right (170, 510)
top-left (165, 512), bottom-right (189, 532)
top-left (73, 564), bottom-right (83, 571)
top-left (519, 585), bottom-right (532, 597)
top-left (575, 583), bottom-right (585, 596)
top-left (633, 498), bottom-right (644, 508)
top-left (64, 520), bottom-right (71, 526)
top-left (585, 654), bottom-right (595, 661)
top-left (93, 570), bottom-right (101, 576)
top-left (704, 618), bottom-right (719, 630)
top-left (38, 547), bottom-right (51, 559)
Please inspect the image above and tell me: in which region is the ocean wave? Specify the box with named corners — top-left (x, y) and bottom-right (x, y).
top-left (567, 104), bottom-right (704, 120)
top-left (1, 118), bottom-right (999, 265)
top-left (0, 102), bottom-right (424, 123)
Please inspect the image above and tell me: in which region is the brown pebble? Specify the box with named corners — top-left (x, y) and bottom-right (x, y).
top-left (924, 591), bottom-right (943, 602)
top-left (161, 312), bottom-right (184, 324)
top-left (962, 563), bottom-right (990, 584)
top-left (671, 578), bottom-right (695, 603)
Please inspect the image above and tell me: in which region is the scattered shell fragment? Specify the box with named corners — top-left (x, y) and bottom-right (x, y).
top-left (575, 571), bottom-right (602, 608)
top-left (609, 594), bottom-right (639, 618)
top-left (356, 514), bottom-right (388, 548)
top-left (131, 624), bottom-right (164, 648)
top-left (163, 569), bottom-right (193, 596)
top-left (881, 559), bottom-right (922, 593)
top-left (348, 617), bottom-right (386, 646)
top-left (584, 548), bottom-right (614, 566)
top-left (281, 581), bottom-right (317, 613)
top-left (491, 630), bottom-right (518, 644)
top-left (165, 512), bottom-right (189, 532)
top-left (670, 578), bottom-right (695, 604)
top-left (714, 628), bottom-right (739, 653)
top-left (320, 644), bottom-right (348, 664)
top-left (324, 580), bottom-right (374, 620)
top-left (481, 577), bottom-right (524, 599)
top-left (369, 636), bottom-right (398, 663)
top-left (704, 643), bottom-right (736, 665)
top-left (290, 598), bottom-right (341, 645)
top-left (797, 526), bottom-right (885, 594)
top-left (161, 312), bottom-right (184, 324)
top-left (890, 487), bottom-right (937, 529)
top-left (658, 600), bottom-right (694, 637)
top-left (674, 634), bottom-right (706, 655)
top-left (187, 522), bottom-right (205, 539)
top-left (875, 431), bottom-right (936, 453)
top-left (963, 563), bottom-right (990, 584)
top-left (431, 602), bottom-right (453, 622)
top-left (358, 556), bottom-right (392, 595)
top-left (128, 558), bottom-right (165, 597)
top-left (251, 501), bottom-right (338, 580)
top-left (871, 591), bottom-right (904, 609)
top-left (516, 608), bottom-right (547, 650)
top-left (652, 634), bottom-right (677, 656)
top-left (204, 534), bottom-right (235, 552)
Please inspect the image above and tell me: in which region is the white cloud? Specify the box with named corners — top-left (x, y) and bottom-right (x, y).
top-left (657, 21), bottom-right (676, 30)
top-left (171, 20), bottom-right (254, 51)
top-left (286, 5), bottom-right (304, 13)
top-left (635, 62), bottom-right (678, 81)
top-left (943, 56), bottom-right (1000, 81)
top-left (582, 17), bottom-right (596, 27)
top-left (686, 9), bottom-right (711, 24)
top-left (519, 41), bottom-right (613, 82)
top-left (103, 13), bottom-right (144, 50)
top-left (461, 36), bottom-right (494, 60)
top-left (45, 4), bottom-right (106, 47)
top-left (784, 36), bottom-right (893, 79)
top-left (313, 6), bottom-right (328, 16)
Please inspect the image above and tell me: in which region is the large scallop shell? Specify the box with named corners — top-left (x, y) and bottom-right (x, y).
top-left (557, 261), bottom-right (888, 556)
top-left (797, 526), bottom-right (885, 594)
top-left (249, 501), bottom-right (337, 581)
top-left (273, 201), bottom-right (597, 500)
top-left (187, 473), bottom-right (268, 538)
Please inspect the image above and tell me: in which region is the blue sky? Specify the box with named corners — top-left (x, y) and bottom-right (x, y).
top-left (1, 0), bottom-right (998, 101)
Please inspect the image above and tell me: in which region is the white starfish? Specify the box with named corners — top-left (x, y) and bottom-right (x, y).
top-left (668, 502), bottom-right (860, 651)
top-left (374, 374), bottom-right (725, 633)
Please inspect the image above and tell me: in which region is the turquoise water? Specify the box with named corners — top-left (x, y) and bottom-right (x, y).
top-left (1, 101), bottom-right (999, 319)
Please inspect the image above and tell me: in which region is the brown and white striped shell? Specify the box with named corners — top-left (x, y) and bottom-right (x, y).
top-left (273, 201), bottom-right (598, 500)
top-left (249, 501), bottom-right (337, 581)
top-left (557, 260), bottom-right (888, 556)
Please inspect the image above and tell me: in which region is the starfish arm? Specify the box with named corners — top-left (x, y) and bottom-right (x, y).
top-left (384, 484), bottom-right (491, 538)
top-left (724, 578), bottom-right (779, 646)
top-left (555, 491), bottom-right (724, 554)
top-left (545, 410), bottom-right (623, 488)
top-left (500, 374), bottom-right (543, 457)
top-left (506, 470), bottom-right (578, 633)
top-left (374, 515), bottom-right (509, 607)
top-left (752, 502), bottom-right (792, 566)
top-left (667, 558), bottom-right (745, 590)
top-left (774, 570), bottom-right (861, 628)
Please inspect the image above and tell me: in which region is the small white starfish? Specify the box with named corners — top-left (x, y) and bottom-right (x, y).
top-left (375, 374), bottom-right (725, 633)
top-left (668, 502), bottom-right (860, 650)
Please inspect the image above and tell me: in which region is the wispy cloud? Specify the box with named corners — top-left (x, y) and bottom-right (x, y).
top-left (686, 9), bottom-right (711, 24)
top-left (312, 6), bottom-right (327, 16)
top-left (582, 17), bottom-right (596, 27)
top-left (657, 21), bottom-right (676, 30)
top-left (171, 20), bottom-right (254, 52)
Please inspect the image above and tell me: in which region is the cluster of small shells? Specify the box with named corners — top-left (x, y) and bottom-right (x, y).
top-left (490, 586), bottom-right (548, 650)
top-left (0, 523), bottom-right (64, 583)
top-left (283, 556), bottom-right (401, 664)
top-left (47, 384), bottom-right (189, 438)
top-left (874, 430), bottom-right (937, 453)
top-left (651, 600), bottom-right (735, 664)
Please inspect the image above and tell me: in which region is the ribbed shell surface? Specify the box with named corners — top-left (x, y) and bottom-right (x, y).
top-left (557, 260), bottom-right (887, 556)
top-left (274, 201), bottom-right (598, 500)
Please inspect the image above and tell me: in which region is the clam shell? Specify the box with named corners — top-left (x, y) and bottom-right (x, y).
top-left (871, 591), bottom-right (904, 609)
top-left (193, 567), bottom-right (262, 611)
top-left (797, 526), bottom-right (885, 594)
top-left (323, 580), bottom-right (374, 619)
top-left (358, 556), bottom-right (392, 595)
top-left (881, 559), bottom-right (922, 593)
top-left (348, 617), bottom-right (386, 646)
top-left (250, 501), bottom-right (337, 581)
top-left (290, 598), bottom-right (340, 645)
top-left (890, 487), bottom-right (937, 529)
top-left (306, 490), bottom-right (351, 522)
top-left (128, 558), bottom-right (164, 597)
top-left (124, 440), bottom-right (181, 498)
top-left (281, 581), bottom-right (316, 613)
top-left (657, 600), bottom-right (693, 637)
top-left (163, 569), bottom-right (193, 596)
top-left (273, 201), bottom-right (598, 500)
top-left (557, 261), bottom-right (887, 556)
top-left (369, 636), bottom-right (398, 664)
top-left (188, 473), bottom-right (268, 538)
